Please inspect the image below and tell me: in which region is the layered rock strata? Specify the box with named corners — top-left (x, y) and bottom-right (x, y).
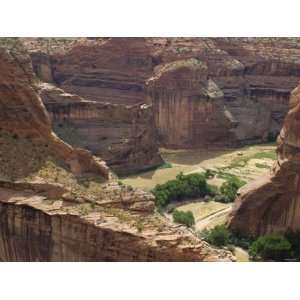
top-left (228, 82), bottom-right (300, 236)
top-left (28, 38), bottom-right (300, 149)
top-left (0, 42), bottom-right (232, 261)
top-left (39, 83), bottom-right (163, 175)
top-left (0, 179), bottom-right (233, 262)
top-left (0, 44), bottom-right (109, 179)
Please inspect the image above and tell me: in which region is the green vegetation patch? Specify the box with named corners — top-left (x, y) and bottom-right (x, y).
top-left (152, 170), bottom-right (246, 209)
top-left (223, 150), bottom-right (276, 170)
top-left (218, 177), bottom-right (246, 203)
top-left (152, 172), bottom-right (209, 208)
top-left (249, 234), bottom-right (292, 261)
top-left (200, 225), bottom-right (231, 247)
top-left (172, 210), bottom-right (195, 227)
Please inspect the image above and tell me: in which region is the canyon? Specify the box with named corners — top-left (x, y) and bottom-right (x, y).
top-left (0, 39), bottom-right (233, 261)
top-left (27, 38), bottom-right (300, 153)
top-left (2, 37), bottom-right (300, 261)
top-left (229, 82), bottom-right (300, 236)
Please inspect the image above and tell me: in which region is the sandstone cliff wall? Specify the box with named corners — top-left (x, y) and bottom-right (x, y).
top-left (29, 38), bottom-right (163, 174)
top-left (0, 43), bottom-right (109, 179)
top-left (0, 180), bottom-right (232, 262)
top-left (0, 41), bottom-right (231, 261)
top-left (29, 38), bottom-right (300, 149)
top-left (40, 83), bottom-right (163, 175)
top-left (228, 82), bottom-right (300, 236)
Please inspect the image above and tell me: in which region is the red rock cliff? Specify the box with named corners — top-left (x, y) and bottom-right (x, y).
top-left (28, 38), bottom-right (300, 149)
top-left (0, 41), bottom-right (232, 261)
top-left (0, 42), bottom-right (110, 179)
top-left (228, 81), bottom-right (300, 236)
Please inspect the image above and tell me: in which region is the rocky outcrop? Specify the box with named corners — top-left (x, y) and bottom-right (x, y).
top-left (149, 38), bottom-right (300, 147)
top-left (228, 82), bottom-right (300, 236)
top-left (41, 38), bottom-right (153, 105)
top-left (0, 41), bottom-right (232, 261)
top-left (28, 38), bottom-right (163, 175)
top-left (39, 83), bottom-right (163, 175)
top-left (146, 58), bottom-right (236, 147)
top-left (0, 43), bottom-right (110, 179)
top-left (0, 180), bottom-right (234, 262)
top-left (29, 38), bottom-right (300, 149)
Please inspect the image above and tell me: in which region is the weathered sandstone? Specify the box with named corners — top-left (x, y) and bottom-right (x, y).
top-left (0, 43), bottom-right (110, 179)
top-left (0, 180), bottom-right (234, 262)
top-left (29, 38), bottom-right (300, 149)
top-left (39, 83), bottom-right (163, 175)
top-left (0, 41), bottom-right (232, 261)
top-left (228, 82), bottom-right (300, 236)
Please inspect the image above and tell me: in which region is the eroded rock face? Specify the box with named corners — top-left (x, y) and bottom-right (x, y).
top-left (29, 38), bottom-right (300, 149)
top-left (28, 38), bottom-right (163, 175)
top-left (228, 82), bottom-right (300, 236)
top-left (149, 38), bottom-right (300, 147)
top-left (146, 58), bottom-right (236, 147)
top-left (39, 83), bottom-right (163, 175)
top-left (0, 41), bottom-right (232, 261)
top-left (0, 44), bottom-right (110, 179)
top-left (0, 180), bottom-right (234, 262)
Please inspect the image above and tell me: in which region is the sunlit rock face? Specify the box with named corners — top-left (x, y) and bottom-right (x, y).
top-left (29, 38), bottom-right (300, 149)
top-left (28, 38), bottom-right (163, 175)
top-left (0, 42), bottom-right (234, 262)
top-left (148, 37), bottom-right (300, 148)
top-left (228, 83), bottom-right (300, 236)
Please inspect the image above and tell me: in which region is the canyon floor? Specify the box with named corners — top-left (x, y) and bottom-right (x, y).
top-left (121, 143), bottom-right (276, 191)
top-left (121, 143), bottom-right (276, 262)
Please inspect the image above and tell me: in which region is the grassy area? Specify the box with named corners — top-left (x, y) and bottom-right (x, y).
top-left (221, 150), bottom-right (276, 170)
top-left (121, 144), bottom-right (276, 191)
top-left (0, 129), bottom-right (106, 199)
top-left (26, 159), bottom-right (105, 198)
top-left (176, 201), bottom-right (229, 222)
top-left (0, 129), bottom-right (51, 181)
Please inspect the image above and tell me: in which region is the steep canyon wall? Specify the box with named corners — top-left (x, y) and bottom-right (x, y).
top-left (228, 83), bottom-right (300, 236)
top-left (28, 38), bottom-right (300, 150)
top-left (0, 42), bottom-right (231, 261)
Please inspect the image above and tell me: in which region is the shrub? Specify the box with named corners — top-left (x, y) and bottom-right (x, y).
top-left (207, 184), bottom-right (219, 197)
top-left (249, 233), bottom-right (292, 261)
top-left (203, 225), bottom-right (231, 247)
top-left (172, 210), bottom-right (195, 227)
top-left (152, 172), bottom-right (208, 208)
top-left (219, 177), bottom-right (246, 203)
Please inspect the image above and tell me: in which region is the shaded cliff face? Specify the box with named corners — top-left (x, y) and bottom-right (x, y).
top-left (0, 41), bottom-right (231, 261)
top-left (28, 38), bottom-right (163, 175)
top-left (29, 38), bottom-right (300, 149)
top-left (228, 82), bottom-right (300, 236)
top-left (39, 83), bottom-right (163, 175)
top-left (0, 42), bottom-right (109, 179)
